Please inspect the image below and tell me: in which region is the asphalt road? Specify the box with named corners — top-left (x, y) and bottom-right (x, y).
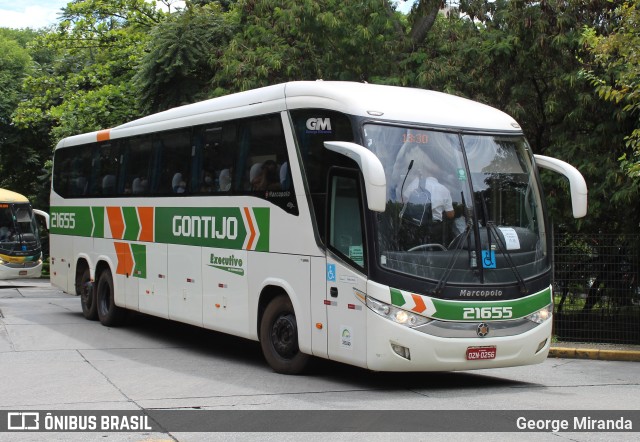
top-left (0, 280), bottom-right (638, 441)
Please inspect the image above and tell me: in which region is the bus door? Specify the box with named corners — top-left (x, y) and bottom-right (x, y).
top-left (325, 170), bottom-right (368, 368)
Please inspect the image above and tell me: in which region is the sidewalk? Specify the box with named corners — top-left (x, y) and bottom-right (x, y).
top-left (549, 342), bottom-right (640, 362)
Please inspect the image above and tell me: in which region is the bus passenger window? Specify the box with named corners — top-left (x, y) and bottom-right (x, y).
top-left (198, 123), bottom-right (238, 194)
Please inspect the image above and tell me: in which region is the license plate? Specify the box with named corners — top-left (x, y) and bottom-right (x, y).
top-left (466, 346), bottom-right (496, 360)
top-left (19, 270), bottom-right (28, 276)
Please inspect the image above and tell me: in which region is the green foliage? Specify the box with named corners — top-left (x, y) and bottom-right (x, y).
top-left (13, 0), bottom-right (164, 142)
top-left (0, 30), bottom-right (46, 206)
top-left (134, 3), bottom-right (236, 113)
top-left (0, 38), bottom-right (31, 123)
top-left (581, 1), bottom-right (640, 179)
top-left (213, 0), bottom-right (405, 93)
top-left (400, 0), bottom-right (639, 233)
top-left (5, 1), bottom-right (166, 207)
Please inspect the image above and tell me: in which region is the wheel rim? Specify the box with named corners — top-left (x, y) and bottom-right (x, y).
top-left (270, 313), bottom-right (297, 359)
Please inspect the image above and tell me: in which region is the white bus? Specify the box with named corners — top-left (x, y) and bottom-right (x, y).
top-left (0, 188), bottom-right (48, 279)
top-left (50, 81), bottom-right (587, 374)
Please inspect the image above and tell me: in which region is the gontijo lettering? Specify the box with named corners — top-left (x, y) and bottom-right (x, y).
top-left (172, 215), bottom-right (238, 240)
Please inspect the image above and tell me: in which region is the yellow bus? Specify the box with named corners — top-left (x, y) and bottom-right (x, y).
top-left (0, 188), bottom-right (47, 279)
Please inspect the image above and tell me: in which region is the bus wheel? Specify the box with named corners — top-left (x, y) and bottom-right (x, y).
top-left (96, 270), bottom-right (124, 327)
top-left (78, 268), bottom-right (97, 320)
top-left (260, 295), bottom-right (309, 374)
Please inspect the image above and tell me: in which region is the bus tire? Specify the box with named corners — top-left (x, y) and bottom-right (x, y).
top-left (78, 268), bottom-right (97, 320)
top-left (260, 295), bottom-right (309, 374)
top-left (96, 269), bottom-right (124, 327)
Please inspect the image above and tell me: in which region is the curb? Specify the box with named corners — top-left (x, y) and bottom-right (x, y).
top-left (549, 347), bottom-right (640, 362)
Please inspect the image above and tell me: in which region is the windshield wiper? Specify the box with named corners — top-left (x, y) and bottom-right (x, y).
top-left (431, 192), bottom-right (474, 296)
top-left (398, 159), bottom-right (414, 220)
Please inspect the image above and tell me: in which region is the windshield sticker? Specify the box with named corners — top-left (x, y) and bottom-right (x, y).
top-left (482, 250), bottom-right (497, 269)
top-left (498, 227), bottom-right (521, 250)
top-left (457, 168), bottom-right (467, 181)
top-left (348, 245), bottom-right (364, 266)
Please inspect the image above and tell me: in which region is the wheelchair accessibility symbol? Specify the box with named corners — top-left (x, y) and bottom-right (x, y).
top-left (327, 264), bottom-right (336, 282)
top-left (482, 250), bottom-right (496, 269)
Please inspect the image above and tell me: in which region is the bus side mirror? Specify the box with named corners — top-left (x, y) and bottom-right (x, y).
top-left (33, 209), bottom-right (50, 229)
top-left (534, 154), bottom-right (588, 218)
top-left (324, 141), bottom-right (387, 212)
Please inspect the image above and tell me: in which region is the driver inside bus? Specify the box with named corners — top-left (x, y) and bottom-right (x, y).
top-left (401, 171), bottom-right (455, 246)
top-left (0, 226), bottom-right (12, 242)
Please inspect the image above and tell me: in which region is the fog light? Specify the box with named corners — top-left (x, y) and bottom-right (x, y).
top-left (536, 338), bottom-right (548, 354)
top-left (391, 343), bottom-right (411, 360)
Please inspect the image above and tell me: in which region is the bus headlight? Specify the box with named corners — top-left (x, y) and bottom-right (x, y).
top-left (366, 296), bottom-right (431, 328)
top-left (525, 304), bottom-right (553, 324)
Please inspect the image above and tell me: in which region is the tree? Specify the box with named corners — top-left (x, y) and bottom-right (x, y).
top-left (134, 2), bottom-right (236, 113)
top-left (399, 0), bottom-right (639, 233)
top-left (13, 0), bottom-right (165, 141)
top-left (0, 29), bottom-right (50, 205)
top-left (582, 0), bottom-right (640, 179)
top-left (210, 0), bottom-right (446, 93)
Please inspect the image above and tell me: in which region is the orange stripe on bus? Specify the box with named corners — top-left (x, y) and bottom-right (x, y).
top-left (114, 242), bottom-right (133, 276)
top-left (137, 207), bottom-right (154, 242)
top-left (97, 129), bottom-right (111, 142)
top-left (106, 207), bottom-right (125, 239)
top-left (244, 207), bottom-right (256, 250)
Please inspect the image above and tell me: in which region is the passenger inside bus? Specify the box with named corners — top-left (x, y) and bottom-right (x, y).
top-left (251, 160), bottom-right (281, 191)
top-left (218, 168), bottom-right (232, 191)
top-left (132, 177), bottom-right (148, 194)
top-left (172, 173), bottom-right (187, 194)
top-left (200, 171), bottom-right (214, 193)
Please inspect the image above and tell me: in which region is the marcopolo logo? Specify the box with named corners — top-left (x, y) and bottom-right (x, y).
top-left (305, 118), bottom-right (332, 134)
top-left (208, 253), bottom-right (245, 276)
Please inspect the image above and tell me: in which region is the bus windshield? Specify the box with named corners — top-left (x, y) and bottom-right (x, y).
top-left (364, 124), bottom-right (549, 286)
top-left (0, 203), bottom-right (40, 254)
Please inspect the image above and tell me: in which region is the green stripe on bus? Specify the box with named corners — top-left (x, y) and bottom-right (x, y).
top-left (50, 206), bottom-right (93, 237)
top-left (131, 244), bottom-right (147, 279)
top-left (429, 287), bottom-right (551, 321)
top-left (91, 206), bottom-right (104, 238)
top-left (154, 206), bottom-right (270, 251)
top-left (51, 205), bottom-right (270, 252)
top-left (388, 286), bottom-right (552, 321)
top-left (122, 207), bottom-right (140, 241)
top-left (390, 288), bottom-right (406, 307)
top-left (252, 207), bottom-right (270, 252)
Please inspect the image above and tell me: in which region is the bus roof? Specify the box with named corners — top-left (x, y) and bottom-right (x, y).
top-left (56, 81), bottom-right (522, 148)
top-left (0, 188), bottom-right (29, 203)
